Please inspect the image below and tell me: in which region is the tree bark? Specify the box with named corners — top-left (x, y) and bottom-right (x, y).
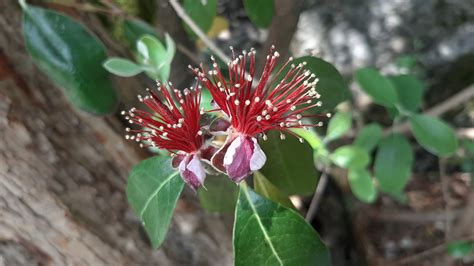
top-left (0, 2), bottom-right (232, 265)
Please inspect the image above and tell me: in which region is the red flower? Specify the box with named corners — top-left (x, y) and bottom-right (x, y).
top-left (192, 46), bottom-right (324, 182)
top-left (123, 82), bottom-right (207, 190)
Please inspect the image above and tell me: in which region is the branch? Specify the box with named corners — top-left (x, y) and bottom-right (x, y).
top-left (384, 84), bottom-right (474, 136)
top-left (168, 0), bottom-right (231, 64)
top-left (305, 167), bottom-right (330, 222)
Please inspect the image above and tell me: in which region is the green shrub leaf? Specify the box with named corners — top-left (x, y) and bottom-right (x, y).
top-left (103, 57), bottom-right (143, 77)
top-left (136, 34), bottom-right (174, 81)
top-left (375, 134), bottom-right (413, 197)
top-left (260, 132), bottom-right (319, 196)
top-left (243, 0), bottom-right (274, 28)
top-left (198, 174), bottom-right (239, 213)
top-left (253, 171), bottom-right (295, 209)
top-left (355, 68), bottom-right (398, 107)
top-left (348, 169), bottom-right (377, 203)
top-left (126, 156), bottom-right (184, 249)
top-left (234, 184), bottom-right (331, 266)
top-left (22, 5), bottom-right (117, 114)
top-left (410, 114), bottom-right (458, 156)
top-left (325, 112), bottom-right (352, 141)
top-left (183, 0), bottom-right (217, 39)
top-left (354, 123), bottom-right (383, 152)
top-left (330, 145), bottom-right (370, 170)
top-left (389, 74), bottom-right (424, 112)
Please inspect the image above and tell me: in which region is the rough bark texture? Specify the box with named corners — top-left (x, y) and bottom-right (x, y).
top-left (0, 2), bottom-right (232, 265)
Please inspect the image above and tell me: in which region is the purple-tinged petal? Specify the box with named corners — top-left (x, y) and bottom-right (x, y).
top-left (249, 138), bottom-right (266, 171)
top-left (223, 136), bottom-right (254, 183)
top-left (179, 154), bottom-right (206, 190)
top-left (209, 117), bottom-right (231, 133)
top-left (172, 154), bottom-right (186, 168)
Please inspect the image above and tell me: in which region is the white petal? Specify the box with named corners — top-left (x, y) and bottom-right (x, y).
top-left (187, 154), bottom-right (206, 184)
top-left (250, 137), bottom-right (267, 171)
top-left (223, 136), bottom-right (242, 167)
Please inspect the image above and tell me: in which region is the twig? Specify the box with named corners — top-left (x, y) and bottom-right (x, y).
top-left (384, 84), bottom-right (474, 136)
top-left (169, 0), bottom-right (231, 64)
top-left (370, 208), bottom-right (463, 223)
top-left (393, 235), bottom-right (474, 265)
top-left (305, 167), bottom-right (329, 222)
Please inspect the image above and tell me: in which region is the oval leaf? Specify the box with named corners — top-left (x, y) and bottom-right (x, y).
top-left (330, 145), bottom-right (370, 170)
top-left (354, 123), bottom-right (382, 152)
top-left (260, 132), bottom-right (319, 196)
top-left (23, 5), bottom-right (118, 114)
top-left (183, 0), bottom-right (217, 39)
top-left (325, 112), bottom-right (352, 141)
top-left (375, 134), bottom-right (413, 197)
top-left (234, 184), bottom-right (331, 266)
top-left (253, 171), bottom-right (295, 209)
top-left (355, 68), bottom-right (398, 107)
top-left (348, 169), bottom-right (377, 203)
top-left (103, 57), bottom-right (143, 77)
top-left (198, 174), bottom-right (239, 213)
top-left (243, 0), bottom-right (274, 28)
top-left (126, 156), bottom-right (184, 248)
top-left (410, 114), bottom-right (458, 156)
top-left (389, 74), bottom-right (424, 112)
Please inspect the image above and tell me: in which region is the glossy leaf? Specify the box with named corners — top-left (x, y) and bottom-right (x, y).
top-left (253, 171), bottom-right (295, 209)
top-left (183, 0), bottom-right (217, 39)
top-left (276, 56), bottom-right (350, 112)
top-left (103, 57), bottom-right (143, 77)
top-left (410, 114), bottom-right (458, 156)
top-left (355, 68), bottom-right (398, 107)
top-left (330, 145), bottom-right (370, 170)
top-left (234, 184), bottom-right (331, 266)
top-left (260, 132), bottom-right (319, 196)
top-left (325, 112), bottom-right (352, 141)
top-left (135, 34), bottom-right (174, 81)
top-left (22, 5), bottom-right (117, 114)
top-left (126, 156), bottom-right (184, 248)
top-left (348, 169), bottom-right (377, 203)
top-left (198, 174), bottom-right (239, 213)
top-left (375, 134), bottom-right (413, 197)
top-left (447, 241), bottom-right (474, 259)
top-left (243, 0), bottom-right (274, 28)
top-left (354, 123), bottom-right (383, 152)
top-left (389, 74), bottom-right (424, 112)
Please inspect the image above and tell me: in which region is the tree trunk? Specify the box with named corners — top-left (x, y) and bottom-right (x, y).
top-left (0, 2), bottom-right (232, 265)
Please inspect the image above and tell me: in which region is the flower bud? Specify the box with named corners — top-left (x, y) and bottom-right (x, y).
top-left (178, 154), bottom-right (206, 190)
top-left (223, 135), bottom-right (266, 183)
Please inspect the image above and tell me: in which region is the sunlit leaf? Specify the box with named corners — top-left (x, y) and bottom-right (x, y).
top-left (103, 57), bottom-right (143, 77)
top-left (410, 114), bottom-right (458, 156)
top-left (253, 171), bottom-right (295, 209)
top-left (348, 168), bottom-right (377, 203)
top-left (330, 145), bottom-right (370, 170)
top-left (355, 68), bottom-right (398, 107)
top-left (325, 112), bottom-right (352, 141)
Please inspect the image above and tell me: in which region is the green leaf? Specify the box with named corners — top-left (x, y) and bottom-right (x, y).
top-left (354, 123), bottom-right (383, 152)
top-left (243, 0), bottom-right (274, 28)
top-left (275, 56), bottom-right (350, 112)
top-left (198, 174), bottom-right (239, 213)
top-left (355, 68), bottom-right (398, 107)
top-left (325, 112), bottom-right (352, 141)
top-left (253, 171), bottom-right (295, 209)
top-left (330, 145), bottom-right (370, 170)
top-left (126, 156), bottom-right (184, 248)
top-left (22, 5), bottom-right (117, 115)
top-left (447, 241), bottom-right (474, 259)
top-left (375, 134), bottom-right (413, 197)
top-left (389, 74), bottom-right (424, 112)
top-left (410, 114), bottom-right (458, 156)
top-left (234, 184), bottom-right (331, 266)
top-left (183, 0), bottom-right (217, 39)
top-left (291, 128), bottom-right (324, 151)
top-left (260, 132), bottom-right (319, 196)
top-left (136, 34), bottom-right (173, 81)
top-left (348, 169), bottom-right (377, 203)
top-left (103, 57), bottom-right (143, 77)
